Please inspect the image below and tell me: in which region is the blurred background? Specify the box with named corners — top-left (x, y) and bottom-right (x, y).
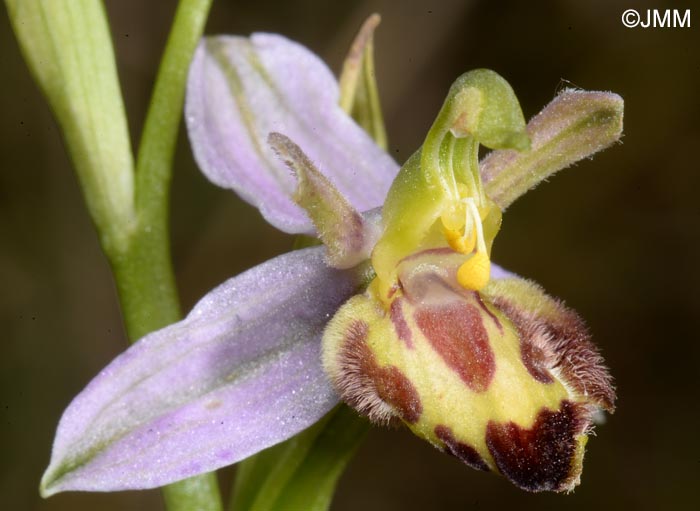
top-left (2, 0), bottom-right (698, 509)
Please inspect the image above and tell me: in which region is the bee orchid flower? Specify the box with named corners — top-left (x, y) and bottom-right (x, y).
top-left (41, 30), bottom-right (623, 497)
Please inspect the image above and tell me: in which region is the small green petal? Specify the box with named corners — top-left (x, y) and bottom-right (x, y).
top-left (482, 90), bottom-right (624, 210)
top-left (268, 133), bottom-right (379, 269)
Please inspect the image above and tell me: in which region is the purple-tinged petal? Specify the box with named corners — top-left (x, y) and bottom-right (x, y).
top-left (185, 33), bottom-right (399, 234)
top-left (41, 247), bottom-right (363, 495)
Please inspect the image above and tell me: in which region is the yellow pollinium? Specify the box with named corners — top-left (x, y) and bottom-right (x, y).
top-left (440, 194), bottom-right (495, 292)
top-left (457, 252), bottom-right (490, 290)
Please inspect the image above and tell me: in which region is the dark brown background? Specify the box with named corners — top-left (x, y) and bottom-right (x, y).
top-left (2, 0), bottom-right (698, 509)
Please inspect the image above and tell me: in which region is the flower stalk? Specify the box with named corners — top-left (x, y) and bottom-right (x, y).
top-left (8, 0), bottom-right (220, 509)
top-left (95, 0), bottom-right (222, 508)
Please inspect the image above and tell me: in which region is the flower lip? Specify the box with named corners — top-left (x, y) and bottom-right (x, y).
top-left (324, 253), bottom-right (615, 492)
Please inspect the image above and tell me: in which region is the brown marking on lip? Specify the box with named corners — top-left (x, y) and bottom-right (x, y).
top-left (435, 425), bottom-right (490, 471)
top-left (474, 291), bottom-right (503, 333)
top-left (414, 301), bottom-right (495, 392)
top-left (520, 334), bottom-right (554, 383)
top-left (485, 400), bottom-right (589, 492)
top-left (374, 365), bottom-right (422, 424)
top-left (494, 293), bottom-right (615, 411)
top-left (334, 320), bottom-right (422, 425)
top-left (390, 298), bottom-right (413, 348)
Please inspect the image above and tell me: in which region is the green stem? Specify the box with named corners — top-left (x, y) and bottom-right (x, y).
top-left (111, 0), bottom-right (221, 509)
top-left (135, 0), bottom-right (212, 227)
top-left (8, 0), bottom-right (219, 506)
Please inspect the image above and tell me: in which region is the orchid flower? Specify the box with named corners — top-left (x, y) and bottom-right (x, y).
top-left (40, 23), bottom-right (623, 498)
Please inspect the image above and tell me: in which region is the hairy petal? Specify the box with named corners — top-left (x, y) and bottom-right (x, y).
top-left (186, 33), bottom-right (399, 233)
top-left (268, 132), bottom-right (381, 269)
top-left (482, 90), bottom-right (624, 210)
top-left (41, 247), bottom-right (362, 495)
